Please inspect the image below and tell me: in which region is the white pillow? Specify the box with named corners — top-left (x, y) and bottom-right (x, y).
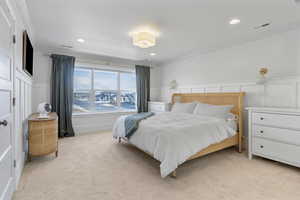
top-left (193, 102), bottom-right (234, 119)
top-left (171, 102), bottom-right (197, 114)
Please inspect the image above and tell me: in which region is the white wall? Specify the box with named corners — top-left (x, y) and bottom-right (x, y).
top-left (8, 0), bottom-right (34, 188)
top-left (160, 28), bottom-right (300, 101)
top-left (32, 51), bottom-right (161, 134)
top-left (160, 28), bottom-right (300, 89)
top-left (32, 51), bottom-right (51, 109)
top-left (159, 27), bottom-right (300, 139)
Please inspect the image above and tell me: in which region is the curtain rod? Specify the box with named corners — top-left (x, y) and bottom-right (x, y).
top-left (43, 53), bottom-right (155, 68)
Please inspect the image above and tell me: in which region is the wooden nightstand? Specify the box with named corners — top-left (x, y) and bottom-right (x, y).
top-left (28, 112), bottom-right (58, 161)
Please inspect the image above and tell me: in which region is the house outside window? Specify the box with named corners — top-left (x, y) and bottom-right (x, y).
top-left (73, 65), bottom-right (136, 113)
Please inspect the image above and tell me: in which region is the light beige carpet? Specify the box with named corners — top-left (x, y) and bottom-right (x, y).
top-left (13, 132), bottom-right (300, 200)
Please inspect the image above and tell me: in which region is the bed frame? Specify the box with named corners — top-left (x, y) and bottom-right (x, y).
top-left (120, 92), bottom-right (245, 178)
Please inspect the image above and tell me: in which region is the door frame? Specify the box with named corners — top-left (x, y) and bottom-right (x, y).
top-left (8, 0), bottom-right (17, 191)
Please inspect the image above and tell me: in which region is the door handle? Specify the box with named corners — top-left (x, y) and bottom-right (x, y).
top-left (0, 120), bottom-right (8, 127)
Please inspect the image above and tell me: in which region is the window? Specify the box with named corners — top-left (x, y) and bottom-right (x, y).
top-left (73, 66), bottom-right (136, 113)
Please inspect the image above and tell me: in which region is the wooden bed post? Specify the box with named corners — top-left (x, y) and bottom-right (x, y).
top-left (238, 92), bottom-right (244, 153)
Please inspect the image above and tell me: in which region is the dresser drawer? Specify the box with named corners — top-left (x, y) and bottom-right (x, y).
top-left (253, 125), bottom-right (300, 146)
top-left (253, 137), bottom-right (300, 166)
top-left (252, 112), bottom-right (300, 130)
top-left (149, 104), bottom-right (165, 112)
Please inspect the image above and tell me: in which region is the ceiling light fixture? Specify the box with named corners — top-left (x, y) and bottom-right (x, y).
top-left (132, 32), bottom-right (156, 48)
top-left (229, 18), bottom-right (241, 25)
top-left (129, 26), bottom-right (159, 48)
top-left (77, 38), bottom-right (85, 43)
top-left (150, 53), bottom-right (156, 56)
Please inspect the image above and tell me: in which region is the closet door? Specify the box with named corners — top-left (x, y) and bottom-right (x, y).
top-left (0, 0), bottom-right (15, 199)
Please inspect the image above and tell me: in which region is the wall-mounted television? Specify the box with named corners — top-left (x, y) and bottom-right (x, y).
top-left (22, 31), bottom-right (34, 76)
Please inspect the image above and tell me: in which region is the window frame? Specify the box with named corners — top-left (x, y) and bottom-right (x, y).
top-left (73, 66), bottom-right (137, 115)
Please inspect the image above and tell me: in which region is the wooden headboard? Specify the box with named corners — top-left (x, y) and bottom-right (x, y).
top-left (172, 92), bottom-right (245, 134)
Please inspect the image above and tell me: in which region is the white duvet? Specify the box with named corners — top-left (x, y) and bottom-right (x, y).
top-left (113, 112), bottom-right (236, 178)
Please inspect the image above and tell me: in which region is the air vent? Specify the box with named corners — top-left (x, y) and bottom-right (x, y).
top-left (254, 22), bottom-right (271, 30)
top-left (61, 45), bottom-right (73, 49)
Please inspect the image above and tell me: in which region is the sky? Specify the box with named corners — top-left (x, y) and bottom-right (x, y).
top-left (74, 68), bottom-right (136, 91)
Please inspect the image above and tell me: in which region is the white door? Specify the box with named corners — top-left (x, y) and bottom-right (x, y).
top-left (0, 0), bottom-right (15, 199)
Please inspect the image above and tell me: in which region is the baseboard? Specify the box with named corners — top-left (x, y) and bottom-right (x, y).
top-left (1, 177), bottom-right (14, 200)
top-left (74, 125), bottom-right (112, 135)
top-left (15, 151), bottom-right (26, 189)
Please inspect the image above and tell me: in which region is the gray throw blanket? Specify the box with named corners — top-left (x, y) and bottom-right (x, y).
top-left (124, 112), bottom-right (155, 139)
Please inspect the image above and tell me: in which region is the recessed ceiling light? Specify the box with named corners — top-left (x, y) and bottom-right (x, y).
top-left (229, 18), bottom-right (241, 25)
top-left (77, 38), bottom-right (85, 43)
top-left (150, 53), bottom-right (156, 56)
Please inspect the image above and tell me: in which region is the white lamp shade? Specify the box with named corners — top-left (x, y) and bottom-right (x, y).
top-left (169, 80), bottom-right (178, 90)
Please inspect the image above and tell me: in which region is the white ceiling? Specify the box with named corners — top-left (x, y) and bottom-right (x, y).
top-left (26, 0), bottom-right (300, 64)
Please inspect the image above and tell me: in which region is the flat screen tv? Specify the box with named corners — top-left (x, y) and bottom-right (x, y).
top-left (22, 31), bottom-right (33, 76)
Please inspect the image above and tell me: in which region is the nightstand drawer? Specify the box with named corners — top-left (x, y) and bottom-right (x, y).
top-left (253, 112), bottom-right (300, 130)
top-left (149, 104), bottom-right (165, 112)
top-left (253, 125), bottom-right (300, 146)
top-left (253, 137), bottom-right (300, 166)
top-left (148, 102), bottom-right (170, 112)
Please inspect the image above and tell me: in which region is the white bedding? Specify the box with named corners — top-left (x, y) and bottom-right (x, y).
top-left (113, 112), bottom-right (236, 178)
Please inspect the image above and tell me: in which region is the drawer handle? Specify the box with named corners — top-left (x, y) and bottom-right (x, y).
top-left (260, 130), bottom-right (264, 133)
top-left (0, 120), bottom-right (8, 127)
top-left (260, 117), bottom-right (264, 120)
top-left (260, 145), bottom-right (264, 148)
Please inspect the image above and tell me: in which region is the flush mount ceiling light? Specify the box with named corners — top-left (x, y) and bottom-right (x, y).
top-left (131, 32), bottom-right (156, 48)
top-left (150, 53), bottom-right (156, 56)
top-left (229, 18), bottom-right (241, 25)
top-left (77, 38), bottom-right (85, 43)
top-left (129, 26), bottom-right (159, 48)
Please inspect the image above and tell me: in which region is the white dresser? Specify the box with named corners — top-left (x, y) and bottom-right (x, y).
top-left (247, 107), bottom-right (300, 168)
top-left (148, 102), bottom-right (171, 113)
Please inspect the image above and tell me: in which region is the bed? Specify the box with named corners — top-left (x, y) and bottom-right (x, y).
top-left (113, 92), bottom-right (245, 178)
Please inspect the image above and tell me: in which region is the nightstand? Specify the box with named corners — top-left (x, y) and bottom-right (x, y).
top-left (148, 102), bottom-right (171, 113)
top-left (28, 112), bottom-right (58, 161)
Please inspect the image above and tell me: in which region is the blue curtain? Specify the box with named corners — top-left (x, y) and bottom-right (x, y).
top-left (51, 54), bottom-right (75, 137)
top-left (135, 65), bottom-right (150, 113)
